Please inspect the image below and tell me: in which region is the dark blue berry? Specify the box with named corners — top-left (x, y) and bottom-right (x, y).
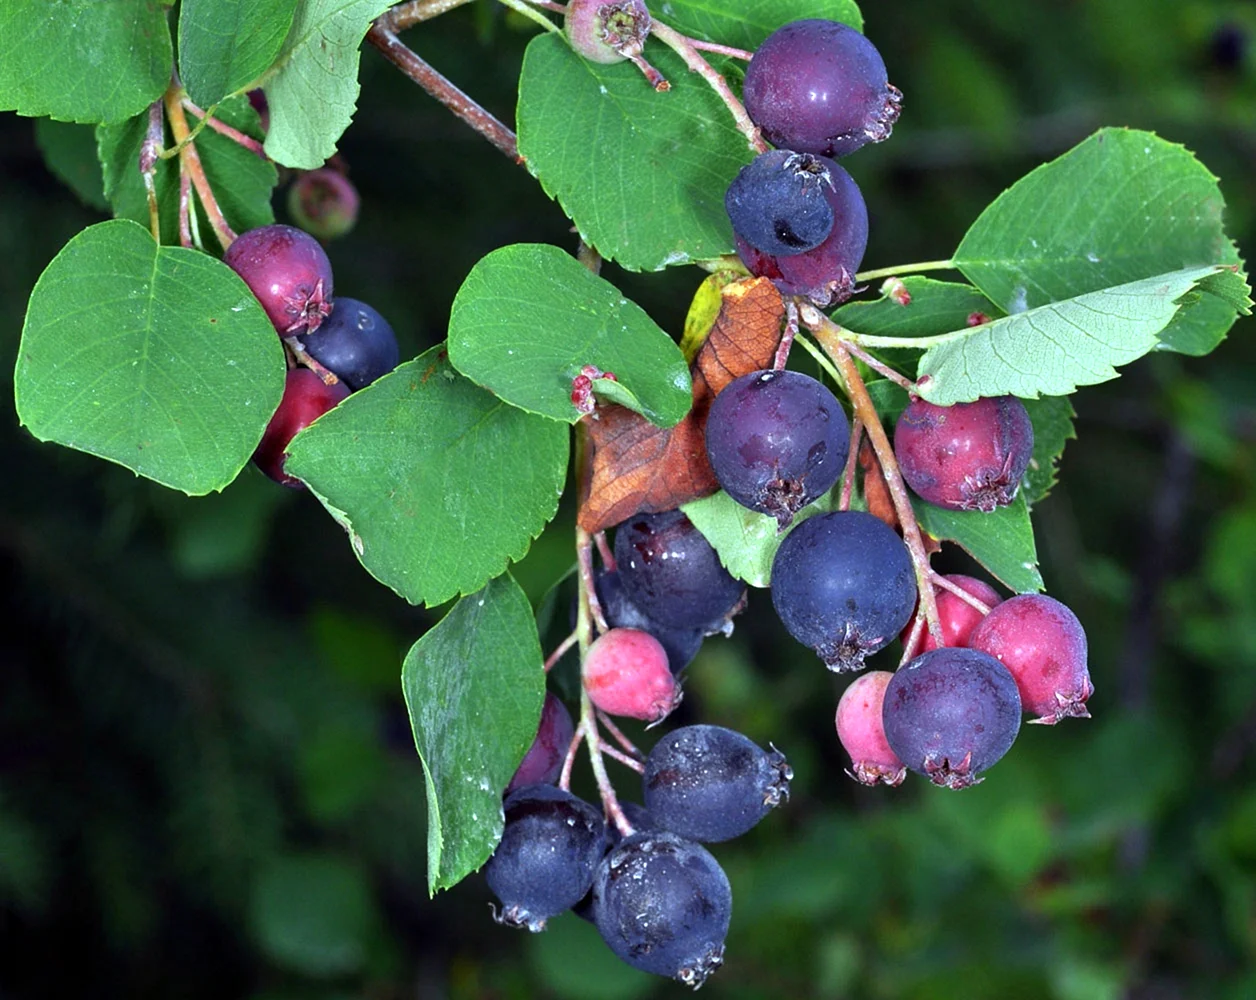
top-left (725, 150), bottom-right (836, 256)
top-left (484, 784), bottom-right (606, 931)
top-left (705, 369), bottom-right (850, 528)
top-left (299, 297), bottom-right (400, 390)
top-left (613, 511), bottom-right (745, 633)
top-left (643, 724), bottom-right (791, 843)
top-left (592, 832), bottom-right (731, 987)
top-left (770, 510), bottom-right (916, 671)
top-left (743, 19), bottom-right (901, 158)
top-left (882, 647), bottom-right (1022, 789)
top-left (597, 570), bottom-right (704, 676)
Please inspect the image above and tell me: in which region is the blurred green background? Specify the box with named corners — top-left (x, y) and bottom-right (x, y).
top-left (2, 0), bottom-right (1255, 997)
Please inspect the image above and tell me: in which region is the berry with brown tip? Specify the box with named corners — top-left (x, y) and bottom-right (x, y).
top-left (584, 627), bottom-right (680, 724)
top-left (224, 224), bottom-right (334, 335)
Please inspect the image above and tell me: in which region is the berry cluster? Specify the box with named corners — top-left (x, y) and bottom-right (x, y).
top-left (224, 223), bottom-right (401, 487)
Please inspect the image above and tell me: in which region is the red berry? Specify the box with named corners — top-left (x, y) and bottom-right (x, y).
top-left (968, 594), bottom-right (1093, 724)
top-left (224, 224), bottom-right (334, 336)
top-left (253, 368), bottom-right (349, 487)
top-left (893, 395), bottom-right (1034, 512)
top-left (902, 574), bottom-right (1003, 656)
top-left (287, 169), bottom-right (360, 242)
top-left (835, 671), bottom-right (905, 787)
top-left (584, 627), bottom-right (679, 723)
top-left (507, 692), bottom-right (575, 794)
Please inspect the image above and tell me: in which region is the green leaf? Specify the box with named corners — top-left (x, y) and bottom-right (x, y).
top-left (0, 1), bottom-right (172, 125)
top-left (401, 575), bottom-right (545, 894)
top-left (833, 277), bottom-right (1003, 339)
top-left (914, 493), bottom-right (1043, 594)
top-left (33, 120), bottom-right (108, 211)
top-left (284, 347), bottom-right (569, 607)
top-left (682, 489), bottom-right (835, 588)
top-left (98, 95), bottom-right (277, 243)
top-left (915, 264), bottom-right (1231, 405)
top-left (179, 0), bottom-right (299, 107)
top-left (448, 244), bottom-right (691, 426)
top-left (953, 128), bottom-right (1250, 354)
top-left (14, 220), bottom-right (285, 494)
top-left (653, 0), bottom-right (862, 51)
top-left (1022, 395), bottom-right (1076, 507)
top-left (517, 32), bottom-right (752, 271)
top-left (262, 0), bottom-right (392, 169)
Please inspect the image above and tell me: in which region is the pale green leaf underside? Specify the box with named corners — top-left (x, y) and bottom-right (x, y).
top-left (0, 0), bottom-right (171, 124)
top-left (914, 494), bottom-right (1042, 594)
top-left (652, 0), bottom-right (862, 50)
top-left (448, 244), bottom-right (691, 426)
top-left (262, 0), bottom-right (392, 169)
top-left (179, 0), bottom-right (299, 107)
top-left (517, 32), bottom-right (753, 271)
top-left (402, 575), bottom-right (545, 894)
top-left (15, 220), bottom-right (285, 494)
top-left (916, 264), bottom-right (1229, 405)
top-left (284, 347), bottom-right (569, 607)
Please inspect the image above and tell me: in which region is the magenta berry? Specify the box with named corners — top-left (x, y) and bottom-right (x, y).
top-left (734, 156), bottom-right (868, 307)
top-left (743, 19), bottom-right (902, 158)
top-left (584, 627), bottom-right (680, 724)
top-left (902, 574), bottom-right (1003, 656)
top-left (287, 169), bottom-right (360, 242)
top-left (968, 594), bottom-right (1093, 724)
top-left (564, 0), bottom-right (651, 63)
top-left (224, 224), bottom-right (334, 335)
top-left (882, 647), bottom-right (1022, 789)
top-left (506, 693), bottom-right (576, 794)
top-left (253, 368), bottom-right (349, 487)
top-left (893, 395), bottom-right (1035, 512)
top-left (835, 671), bottom-right (905, 787)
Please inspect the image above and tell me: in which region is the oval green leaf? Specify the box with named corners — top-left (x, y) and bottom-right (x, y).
top-left (402, 574), bottom-right (545, 894)
top-left (448, 244), bottom-right (691, 426)
top-left (284, 347), bottom-right (569, 607)
top-left (655, 0), bottom-right (862, 50)
top-left (15, 219), bottom-right (285, 494)
top-left (914, 493), bottom-right (1042, 594)
top-left (179, 0), bottom-right (299, 107)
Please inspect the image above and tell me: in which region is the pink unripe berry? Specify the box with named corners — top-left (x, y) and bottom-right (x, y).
top-left (507, 692), bottom-right (575, 794)
top-left (902, 574), bottom-right (1003, 656)
top-left (564, 0), bottom-right (651, 64)
top-left (968, 594), bottom-right (1093, 724)
top-left (287, 169), bottom-right (360, 242)
top-left (584, 627), bottom-right (679, 724)
top-left (835, 671), bottom-right (905, 787)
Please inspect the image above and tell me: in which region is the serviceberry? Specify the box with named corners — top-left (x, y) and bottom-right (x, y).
top-left (223, 224), bottom-right (334, 335)
top-left (643, 724), bottom-right (791, 843)
top-left (743, 19), bottom-right (902, 157)
top-left (969, 594), bottom-right (1093, 724)
top-left (734, 157), bottom-right (868, 306)
top-left (596, 570), bottom-right (704, 676)
top-left (902, 574), bottom-right (1003, 655)
top-left (725, 150), bottom-right (836, 256)
top-left (484, 784), bottom-right (606, 931)
top-left (705, 368), bottom-right (850, 527)
top-left (584, 627), bottom-right (680, 724)
top-left (835, 671), bottom-right (905, 787)
top-left (287, 168), bottom-right (360, 241)
top-left (893, 395), bottom-right (1035, 512)
top-left (253, 368), bottom-right (349, 487)
top-left (298, 297), bottom-right (400, 390)
top-left (770, 510), bottom-right (916, 671)
top-left (506, 693), bottom-right (575, 794)
top-left (565, 0), bottom-right (651, 64)
top-left (613, 510), bottom-right (745, 633)
top-left (882, 647), bottom-right (1022, 789)
top-left (592, 831), bottom-right (731, 988)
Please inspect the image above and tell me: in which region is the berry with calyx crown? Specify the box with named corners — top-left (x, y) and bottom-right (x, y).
top-left (223, 224), bottom-right (334, 336)
top-left (836, 671), bottom-right (906, 787)
top-left (725, 150), bottom-right (836, 257)
top-left (298, 297), bottom-right (400, 391)
top-left (565, 0), bottom-right (651, 64)
top-left (584, 627), bottom-right (680, 724)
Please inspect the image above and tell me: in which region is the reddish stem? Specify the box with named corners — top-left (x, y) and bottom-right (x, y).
top-left (601, 742), bottom-right (645, 773)
top-left (164, 85), bottom-right (236, 250)
top-left (544, 629), bottom-right (579, 672)
top-left (838, 418), bottom-right (863, 512)
top-left (930, 571), bottom-right (994, 615)
top-left (578, 531), bottom-right (610, 634)
top-left (389, 0), bottom-right (478, 30)
top-left (899, 614), bottom-right (926, 667)
top-left (283, 336), bottom-right (343, 387)
top-left (597, 709), bottom-right (642, 760)
top-left (772, 300), bottom-right (799, 370)
top-left (178, 172), bottom-right (194, 248)
top-left (182, 99), bottom-right (268, 158)
top-left (686, 38), bottom-right (754, 60)
top-left (140, 100), bottom-right (164, 242)
top-left (843, 340), bottom-right (916, 393)
top-left (558, 723), bottom-right (586, 790)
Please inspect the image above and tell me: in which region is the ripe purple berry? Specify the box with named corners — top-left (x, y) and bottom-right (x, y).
top-left (893, 395), bottom-right (1035, 512)
top-left (506, 693), bottom-right (576, 794)
top-left (725, 150), bottom-right (836, 257)
top-left (223, 224), bottom-right (334, 335)
top-left (835, 671), bottom-right (905, 787)
top-left (584, 627), bottom-right (680, 724)
top-left (298, 297), bottom-right (400, 390)
top-left (968, 594), bottom-right (1093, 724)
top-left (743, 19), bottom-right (902, 158)
top-left (882, 647), bottom-right (1022, 789)
top-left (734, 157), bottom-right (868, 306)
top-left (705, 368), bottom-right (850, 528)
top-left (252, 368), bottom-right (349, 487)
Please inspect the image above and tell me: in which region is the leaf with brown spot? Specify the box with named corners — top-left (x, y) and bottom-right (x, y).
top-left (578, 277), bottom-right (785, 532)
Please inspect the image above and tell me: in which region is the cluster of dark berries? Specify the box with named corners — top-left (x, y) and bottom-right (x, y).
top-left (725, 19), bottom-right (902, 306)
top-left (223, 223), bottom-right (401, 487)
